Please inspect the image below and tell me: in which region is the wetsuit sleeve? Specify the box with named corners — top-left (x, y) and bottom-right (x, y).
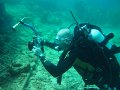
top-left (44, 40), bottom-right (62, 51)
top-left (40, 49), bottom-right (77, 77)
top-left (44, 40), bottom-right (56, 49)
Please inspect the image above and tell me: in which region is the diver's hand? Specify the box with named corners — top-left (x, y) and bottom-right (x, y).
top-left (32, 46), bottom-right (43, 57)
top-left (32, 46), bottom-right (46, 63)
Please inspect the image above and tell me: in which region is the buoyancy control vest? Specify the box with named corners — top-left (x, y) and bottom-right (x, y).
top-left (72, 23), bottom-right (120, 88)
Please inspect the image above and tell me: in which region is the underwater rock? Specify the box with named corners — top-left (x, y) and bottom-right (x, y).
top-left (9, 62), bottom-right (30, 76)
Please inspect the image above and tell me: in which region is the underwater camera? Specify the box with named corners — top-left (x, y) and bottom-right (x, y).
top-left (12, 17), bottom-right (44, 52)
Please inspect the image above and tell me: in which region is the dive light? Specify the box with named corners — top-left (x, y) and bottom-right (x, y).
top-left (12, 17), bottom-right (26, 31)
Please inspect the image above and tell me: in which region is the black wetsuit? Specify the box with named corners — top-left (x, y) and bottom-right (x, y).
top-left (41, 40), bottom-right (120, 89)
top-left (40, 24), bottom-right (120, 89)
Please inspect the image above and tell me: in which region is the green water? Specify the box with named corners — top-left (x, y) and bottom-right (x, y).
top-left (0, 0), bottom-right (120, 90)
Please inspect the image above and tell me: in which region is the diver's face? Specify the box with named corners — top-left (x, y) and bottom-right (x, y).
top-left (55, 38), bottom-right (71, 50)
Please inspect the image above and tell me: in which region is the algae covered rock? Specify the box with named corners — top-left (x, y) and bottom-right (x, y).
top-left (8, 61), bottom-right (30, 76)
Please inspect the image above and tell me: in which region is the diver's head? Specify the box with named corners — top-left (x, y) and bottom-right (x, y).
top-left (55, 28), bottom-right (73, 50)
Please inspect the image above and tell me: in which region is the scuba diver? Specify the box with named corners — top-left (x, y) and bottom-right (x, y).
top-left (12, 15), bottom-right (120, 89)
top-left (29, 22), bottom-right (120, 89)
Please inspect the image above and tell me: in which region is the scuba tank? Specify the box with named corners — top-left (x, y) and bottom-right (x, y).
top-left (89, 29), bottom-right (120, 65)
top-left (89, 28), bottom-right (120, 88)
